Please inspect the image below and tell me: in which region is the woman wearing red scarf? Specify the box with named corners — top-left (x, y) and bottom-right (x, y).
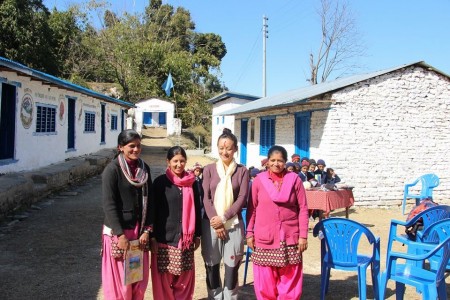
top-left (246, 145), bottom-right (309, 299)
top-left (101, 129), bottom-right (152, 300)
top-left (149, 146), bottom-right (201, 300)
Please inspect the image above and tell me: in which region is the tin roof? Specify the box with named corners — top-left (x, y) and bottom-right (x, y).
top-left (221, 61), bottom-right (450, 115)
top-left (0, 56), bottom-right (134, 108)
top-left (206, 91), bottom-right (260, 104)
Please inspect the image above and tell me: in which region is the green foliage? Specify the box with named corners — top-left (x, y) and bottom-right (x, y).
top-left (0, 0), bottom-right (227, 130)
top-left (0, 0), bottom-right (57, 73)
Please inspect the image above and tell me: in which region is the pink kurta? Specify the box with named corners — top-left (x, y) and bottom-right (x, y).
top-left (247, 171), bottom-right (308, 300)
top-left (246, 171), bottom-right (309, 248)
top-left (102, 225), bottom-right (150, 300)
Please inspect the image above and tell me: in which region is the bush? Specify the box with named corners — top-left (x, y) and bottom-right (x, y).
top-left (181, 125), bottom-right (211, 149)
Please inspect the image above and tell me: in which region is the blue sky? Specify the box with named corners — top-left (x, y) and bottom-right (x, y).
top-left (45, 0), bottom-right (450, 97)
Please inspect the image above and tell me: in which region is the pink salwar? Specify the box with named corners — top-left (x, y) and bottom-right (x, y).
top-left (150, 253), bottom-right (195, 300)
top-left (253, 263), bottom-right (303, 300)
top-left (102, 226), bottom-right (150, 300)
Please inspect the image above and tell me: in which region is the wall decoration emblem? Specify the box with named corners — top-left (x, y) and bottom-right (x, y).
top-left (78, 100), bottom-right (83, 122)
top-left (20, 93), bottom-right (34, 129)
top-left (59, 95), bottom-right (65, 126)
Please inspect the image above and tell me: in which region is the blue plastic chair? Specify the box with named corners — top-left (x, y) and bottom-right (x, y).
top-left (241, 208), bottom-right (252, 285)
top-left (402, 173), bottom-right (439, 214)
top-left (380, 236), bottom-right (450, 300)
top-left (412, 218), bottom-right (450, 270)
top-left (386, 205), bottom-right (450, 262)
top-left (313, 218), bottom-right (381, 300)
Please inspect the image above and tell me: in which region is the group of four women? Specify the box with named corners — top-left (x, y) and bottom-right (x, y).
top-left (101, 128), bottom-right (309, 300)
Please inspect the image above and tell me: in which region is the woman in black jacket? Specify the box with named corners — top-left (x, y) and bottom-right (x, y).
top-left (101, 129), bottom-right (152, 300)
top-left (149, 146), bottom-right (201, 300)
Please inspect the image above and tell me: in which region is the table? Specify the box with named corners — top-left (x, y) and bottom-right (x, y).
top-left (306, 189), bottom-right (355, 219)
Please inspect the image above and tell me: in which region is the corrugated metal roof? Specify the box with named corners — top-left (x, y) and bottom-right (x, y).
top-left (222, 61), bottom-right (449, 115)
top-left (206, 91), bottom-right (260, 104)
top-left (0, 56), bottom-right (134, 108)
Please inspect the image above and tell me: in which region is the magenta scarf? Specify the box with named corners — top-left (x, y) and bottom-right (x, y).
top-left (165, 168), bottom-right (196, 250)
top-left (262, 171), bottom-right (297, 204)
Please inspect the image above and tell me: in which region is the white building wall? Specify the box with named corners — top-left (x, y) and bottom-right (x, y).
top-left (134, 98), bottom-right (175, 136)
top-left (0, 70), bottom-right (127, 173)
top-left (234, 66), bottom-right (450, 207)
top-left (210, 98), bottom-right (253, 158)
top-left (312, 66), bottom-right (450, 206)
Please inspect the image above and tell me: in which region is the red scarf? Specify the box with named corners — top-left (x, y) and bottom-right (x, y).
top-left (165, 168), bottom-right (196, 250)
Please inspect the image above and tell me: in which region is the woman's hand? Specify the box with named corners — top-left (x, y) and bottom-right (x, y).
top-left (298, 237), bottom-right (308, 253)
top-left (118, 235), bottom-right (130, 256)
top-left (246, 236), bottom-right (254, 251)
top-left (194, 237), bottom-right (201, 251)
top-left (150, 238), bottom-right (158, 253)
top-left (139, 232), bottom-right (149, 250)
top-left (215, 226), bottom-right (228, 240)
top-left (210, 216), bottom-right (224, 229)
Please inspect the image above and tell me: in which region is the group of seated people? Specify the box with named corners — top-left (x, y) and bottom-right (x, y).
top-left (249, 154), bottom-right (340, 189)
top-left (288, 154), bottom-right (340, 186)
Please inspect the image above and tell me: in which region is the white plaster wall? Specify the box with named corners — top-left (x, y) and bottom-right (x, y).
top-left (233, 66), bottom-right (450, 207)
top-left (134, 98), bottom-right (175, 136)
top-left (210, 98), bottom-right (253, 158)
top-left (0, 71), bottom-right (127, 173)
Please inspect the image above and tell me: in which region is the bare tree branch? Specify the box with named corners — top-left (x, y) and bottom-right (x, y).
top-left (309, 0), bottom-right (365, 85)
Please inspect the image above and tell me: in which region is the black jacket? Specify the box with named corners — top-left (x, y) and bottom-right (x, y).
top-left (149, 174), bottom-right (201, 247)
top-left (102, 158), bottom-right (152, 236)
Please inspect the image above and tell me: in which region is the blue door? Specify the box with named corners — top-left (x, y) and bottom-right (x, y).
top-left (143, 112), bottom-right (152, 125)
top-left (101, 103), bottom-right (106, 143)
top-left (240, 119), bottom-right (248, 165)
top-left (158, 112), bottom-right (167, 125)
top-left (67, 98), bottom-right (75, 149)
top-left (121, 109), bottom-right (125, 131)
top-left (0, 83), bottom-right (16, 160)
top-left (294, 112), bottom-right (311, 159)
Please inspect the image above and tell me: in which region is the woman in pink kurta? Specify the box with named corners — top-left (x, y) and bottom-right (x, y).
top-left (246, 145), bottom-right (309, 300)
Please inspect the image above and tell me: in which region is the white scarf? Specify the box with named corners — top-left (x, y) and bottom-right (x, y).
top-left (214, 159), bottom-right (239, 230)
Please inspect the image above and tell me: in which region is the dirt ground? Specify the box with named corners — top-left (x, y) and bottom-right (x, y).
top-left (0, 127), bottom-right (448, 299)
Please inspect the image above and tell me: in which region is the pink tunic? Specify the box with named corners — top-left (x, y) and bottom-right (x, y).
top-left (246, 171), bottom-right (309, 249)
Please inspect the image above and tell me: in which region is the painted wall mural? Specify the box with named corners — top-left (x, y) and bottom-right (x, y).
top-left (59, 95), bottom-right (65, 126)
top-left (20, 88), bottom-right (33, 129)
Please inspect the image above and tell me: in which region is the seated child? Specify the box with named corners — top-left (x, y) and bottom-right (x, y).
top-left (323, 167), bottom-right (341, 185)
top-left (291, 153), bottom-right (300, 163)
top-left (286, 162), bottom-right (295, 172)
top-left (314, 159), bottom-right (327, 184)
top-left (299, 160), bottom-right (309, 182)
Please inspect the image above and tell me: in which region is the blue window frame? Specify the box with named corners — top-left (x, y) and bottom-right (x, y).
top-left (84, 111), bottom-right (95, 132)
top-left (216, 117), bottom-right (219, 125)
top-left (111, 114), bottom-right (118, 130)
top-left (222, 116), bottom-right (225, 124)
top-left (36, 104), bottom-right (56, 133)
top-left (259, 116), bottom-right (275, 156)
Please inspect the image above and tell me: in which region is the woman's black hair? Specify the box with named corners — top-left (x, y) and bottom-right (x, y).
top-left (115, 129), bottom-right (141, 158)
top-left (167, 146), bottom-right (187, 161)
top-left (118, 129), bottom-right (141, 146)
top-left (267, 145), bottom-right (288, 162)
top-left (217, 128), bottom-right (238, 150)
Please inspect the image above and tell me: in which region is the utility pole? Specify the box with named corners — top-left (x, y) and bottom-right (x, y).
top-left (263, 15), bottom-right (269, 97)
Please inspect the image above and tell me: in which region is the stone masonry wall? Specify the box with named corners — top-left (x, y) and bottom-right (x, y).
top-left (311, 66), bottom-right (450, 206)
top-left (234, 66), bottom-right (450, 207)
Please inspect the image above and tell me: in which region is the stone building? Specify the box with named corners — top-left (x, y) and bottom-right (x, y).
top-left (221, 61), bottom-right (450, 206)
top-left (207, 91), bottom-right (259, 159)
top-left (0, 56), bottom-right (133, 174)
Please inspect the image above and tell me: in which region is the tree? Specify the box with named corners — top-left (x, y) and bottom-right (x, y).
top-left (309, 0), bottom-right (365, 84)
top-left (0, 0), bottom-right (57, 73)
